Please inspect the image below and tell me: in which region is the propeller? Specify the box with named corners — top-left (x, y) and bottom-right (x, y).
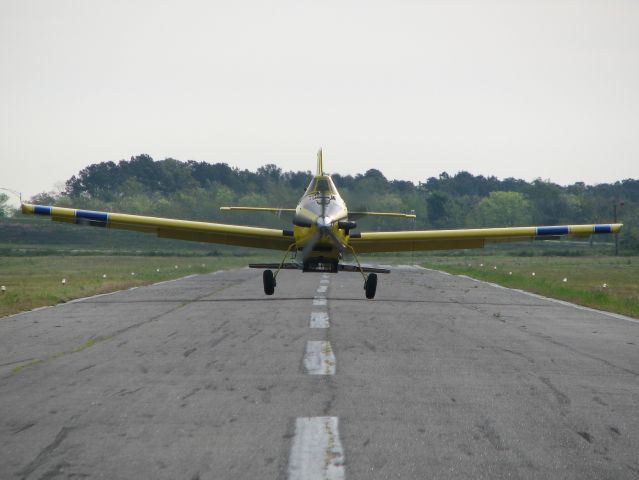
top-left (300, 219), bottom-right (347, 261)
top-left (299, 193), bottom-right (343, 261)
top-left (300, 230), bottom-right (322, 261)
top-left (298, 190), bottom-right (350, 261)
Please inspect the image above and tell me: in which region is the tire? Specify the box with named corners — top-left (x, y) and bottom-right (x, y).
top-left (365, 273), bottom-right (377, 299)
top-left (263, 270), bottom-right (275, 295)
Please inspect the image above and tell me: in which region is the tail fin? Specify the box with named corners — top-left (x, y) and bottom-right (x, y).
top-left (316, 148), bottom-right (324, 176)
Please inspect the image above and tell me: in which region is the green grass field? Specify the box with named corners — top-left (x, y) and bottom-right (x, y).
top-left (0, 255), bottom-right (275, 318)
top-left (418, 255), bottom-right (639, 318)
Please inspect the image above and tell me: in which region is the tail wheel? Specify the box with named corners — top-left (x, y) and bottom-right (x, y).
top-left (263, 270), bottom-right (275, 295)
top-left (364, 273), bottom-right (377, 299)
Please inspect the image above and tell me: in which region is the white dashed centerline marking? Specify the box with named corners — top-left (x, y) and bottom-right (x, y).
top-left (304, 341), bottom-right (336, 375)
top-left (310, 311), bottom-right (329, 328)
top-left (287, 417), bottom-right (345, 480)
top-left (313, 296), bottom-right (327, 306)
top-left (289, 274), bottom-right (340, 475)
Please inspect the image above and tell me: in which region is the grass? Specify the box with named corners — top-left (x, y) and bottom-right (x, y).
top-left (417, 255), bottom-right (639, 319)
top-left (0, 255), bottom-right (277, 318)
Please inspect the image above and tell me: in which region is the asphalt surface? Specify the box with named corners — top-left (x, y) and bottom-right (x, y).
top-left (1, 266), bottom-right (638, 479)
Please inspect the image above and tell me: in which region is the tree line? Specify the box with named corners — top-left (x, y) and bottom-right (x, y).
top-left (12, 154), bottom-right (639, 251)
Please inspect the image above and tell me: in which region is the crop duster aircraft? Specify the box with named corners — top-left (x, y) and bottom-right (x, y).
top-left (22, 150), bottom-right (622, 299)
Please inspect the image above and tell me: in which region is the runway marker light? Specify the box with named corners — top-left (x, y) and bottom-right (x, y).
top-left (156, 268), bottom-right (160, 272)
top-left (531, 272), bottom-right (536, 276)
top-left (1, 286), bottom-right (5, 293)
top-left (480, 263), bottom-right (484, 267)
top-left (493, 266), bottom-right (497, 270)
top-left (603, 283), bottom-right (608, 288)
top-left (174, 265), bottom-right (178, 269)
top-left (563, 278), bottom-right (567, 283)
top-left (201, 263), bottom-right (206, 267)
top-left (508, 272), bottom-right (512, 275)
top-left (61, 278), bottom-right (66, 285)
top-left (131, 272), bottom-right (135, 276)
top-left (102, 274), bottom-right (107, 279)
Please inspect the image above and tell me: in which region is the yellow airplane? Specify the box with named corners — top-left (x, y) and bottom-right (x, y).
top-left (21, 149), bottom-right (622, 299)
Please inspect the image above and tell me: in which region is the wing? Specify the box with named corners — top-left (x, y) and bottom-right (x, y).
top-left (349, 224), bottom-right (623, 253)
top-left (348, 211), bottom-right (416, 220)
top-left (22, 204), bottom-right (295, 251)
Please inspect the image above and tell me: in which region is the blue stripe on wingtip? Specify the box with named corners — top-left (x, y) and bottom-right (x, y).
top-left (594, 224), bottom-right (612, 233)
top-left (33, 205), bottom-right (52, 216)
top-left (76, 209), bottom-right (108, 222)
top-left (536, 226), bottom-right (569, 236)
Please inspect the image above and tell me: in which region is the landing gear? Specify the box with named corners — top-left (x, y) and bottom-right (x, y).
top-left (263, 269), bottom-right (276, 295)
top-left (364, 273), bottom-right (377, 299)
top-left (263, 242), bottom-right (296, 296)
top-left (345, 243), bottom-right (377, 300)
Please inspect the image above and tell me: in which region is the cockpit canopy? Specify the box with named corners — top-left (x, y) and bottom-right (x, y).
top-left (304, 176), bottom-right (338, 196)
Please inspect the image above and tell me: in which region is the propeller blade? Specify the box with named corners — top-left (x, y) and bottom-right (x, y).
top-left (301, 230), bottom-right (321, 261)
top-left (323, 226), bottom-right (347, 255)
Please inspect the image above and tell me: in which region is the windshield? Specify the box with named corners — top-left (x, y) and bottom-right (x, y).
top-left (304, 176), bottom-right (337, 196)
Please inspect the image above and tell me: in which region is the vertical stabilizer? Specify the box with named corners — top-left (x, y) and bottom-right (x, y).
top-left (316, 148), bottom-right (324, 176)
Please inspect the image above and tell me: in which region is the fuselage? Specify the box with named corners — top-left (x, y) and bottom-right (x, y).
top-left (292, 174), bottom-right (350, 265)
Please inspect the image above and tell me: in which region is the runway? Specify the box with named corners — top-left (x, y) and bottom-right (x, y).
top-left (1, 266), bottom-right (638, 479)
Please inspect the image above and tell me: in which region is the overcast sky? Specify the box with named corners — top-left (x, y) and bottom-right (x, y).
top-left (1, 0), bottom-right (638, 205)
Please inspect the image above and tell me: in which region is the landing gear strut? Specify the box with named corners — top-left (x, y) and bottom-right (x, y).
top-left (364, 273), bottom-right (377, 299)
top-left (345, 243), bottom-right (378, 300)
top-left (263, 269), bottom-right (276, 295)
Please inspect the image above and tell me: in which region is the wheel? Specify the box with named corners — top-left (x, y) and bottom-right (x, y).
top-left (364, 273), bottom-right (377, 299)
top-left (263, 270), bottom-right (275, 295)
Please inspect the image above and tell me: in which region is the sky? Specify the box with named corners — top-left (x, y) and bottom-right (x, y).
top-left (1, 0), bottom-right (638, 206)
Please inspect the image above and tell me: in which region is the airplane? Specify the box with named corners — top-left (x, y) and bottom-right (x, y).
top-left (21, 149), bottom-right (623, 299)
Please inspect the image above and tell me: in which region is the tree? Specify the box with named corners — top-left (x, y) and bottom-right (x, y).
top-left (0, 193), bottom-right (10, 217)
top-left (468, 191), bottom-right (532, 227)
top-left (525, 179), bottom-right (567, 224)
top-left (425, 191), bottom-right (466, 228)
top-left (65, 161), bottom-right (121, 199)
